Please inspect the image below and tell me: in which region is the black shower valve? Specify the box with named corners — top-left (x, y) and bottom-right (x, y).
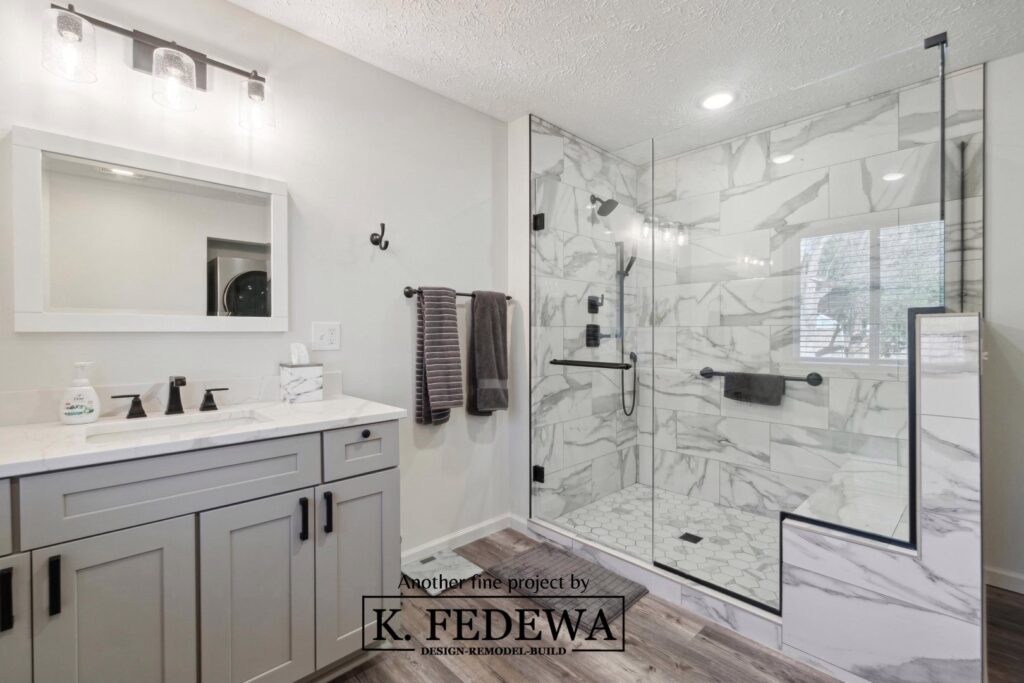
top-left (587, 294), bottom-right (605, 314)
top-left (585, 324), bottom-right (602, 348)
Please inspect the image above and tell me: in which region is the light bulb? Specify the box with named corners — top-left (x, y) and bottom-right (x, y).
top-left (239, 77), bottom-right (276, 130)
top-left (152, 47), bottom-right (197, 112)
top-left (42, 9), bottom-right (96, 83)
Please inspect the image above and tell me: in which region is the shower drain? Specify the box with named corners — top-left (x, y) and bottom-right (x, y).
top-left (679, 532), bottom-right (703, 544)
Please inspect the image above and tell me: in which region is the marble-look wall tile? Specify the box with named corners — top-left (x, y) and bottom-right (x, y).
top-left (676, 325), bottom-right (771, 373)
top-left (533, 277), bottom-right (617, 327)
top-left (638, 406), bottom-right (676, 450)
top-left (593, 447), bottom-right (639, 498)
top-left (898, 68), bottom-right (984, 148)
top-left (829, 142), bottom-right (941, 217)
top-left (769, 94), bottom-right (898, 178)
top-left (899, 197), bottom-right (982, 264)
top-left (562, 412), bottom-right (618, 467)
top-left (637, 157), bottom-right (677, 208)
top-left (675, 133), bottom-right (769, 198)
top-left (531, 459), bottom-right (593, 520)
top-left (534, 177), bottom-right (587, 234)
top-left (562, 327), bottom-right (621, 367)
top-left (720, 463), bottom-right (819, 516)
top-left (562, 233), bottom-right (617, 282)
top-left (782, 565), bottom-right (981, 683)
top-left (531, 374), bottom-right (593, 426)
top-left (652, 282), bottom-right (721, 327)
top-left (720, 276), bottom-right (798, 326)
top-left (677, 580), bottom-right (783, 650)
top-left (656, 192), bottom-right (721, 239)
top-left (828, 378), bottom-right (908, 438)
top-left (636, 326), bottom-right (677, 368)
top-left (919, 315), bottom-right (980, 420)
top-left (530, 117), bottom-right (565, 178)
top-left (719, 168), bottom-right (829, 234)
top-left (676, 413), bottom-right (770, 469)
top-left (794, 458), bottom-right (908, 537)
top-left (560, 130), bottom-right (638, 205)
top-left (770, 424), bottom-right (898, 481)
top-left (531, 327), bottom-right (564, 377)
top-left (639, 368), bottom-right (721, 415)
top-left (532, 423), bottom-right (563, 471)
top-left (653, 449), bottom-right (720, 503)
top-left (675, 231), bottom-right (771, 283)
top-left (531, 228), bottom-right (563, 277)
top-left (721, 380), bottom-right (828, 429)
top-left (592, 369), bottom-right (626, 415)
top-left (768, 325), bottom-right (900, 381)
top-left (768, 209), bottom-right (899, 278)
top-left (615, 409), bottom-right (639, 451)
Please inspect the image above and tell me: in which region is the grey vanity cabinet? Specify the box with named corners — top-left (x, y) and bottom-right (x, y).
top-left (32, 515), bottom-right (198, 683)
top-left (0, 552), bottom-right (31, 683)
top-left (199, 489), bottom-right (316, 683)
top-left (315, 467), bottom-right (401, 668)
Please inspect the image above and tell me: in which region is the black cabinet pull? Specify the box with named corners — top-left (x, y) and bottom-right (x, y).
top-left (0, 567), bottom-right (12, 631)
top-left (323, 491), bottom-right (334, 534)
top-left (48, 555), bottom-right (61, 616)
top-left (299, 497), bottom-right (310, 541)
top-left (361, 429), bottom-right (371, 439)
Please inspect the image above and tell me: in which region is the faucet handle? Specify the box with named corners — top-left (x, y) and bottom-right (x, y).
top-left (200, 388), bottom-right (229, 412)
top-left (111, 394), bottom-right (147, 419)
top-left (169, 376), bottom-right (187, 387)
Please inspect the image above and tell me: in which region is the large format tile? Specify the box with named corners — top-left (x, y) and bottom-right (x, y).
top-left (531, 117), bottom-right (564, 178)
top-left (656, 191), bottom-right (721, 240)
top-left (652, 282), bottom-right (721, 327)
top-left (676, 413), bottom-right (770, 469)
top-left (918, 315), bottom-right (980, 420)
top-left (534, 277), bottom-right (617, 327)
top-left (782, 565), bottom-right (982, 683)
top-left (639, 368), bottom-right (721, 415)
top-left (898, 68), bottom-right (984, 148)
top-left (534, 177), bottom-right (588, 234)
top-left (562, 413), bottom-right (618, 467)
top-left (770, 424), bottom-right (898, 481)
top-left (532, 423), bottom-right (563, 472)
top-left (531, 459), bottom-right (594, 520)
top-left (675, 132), bottom-right (770, 198)
top-left (719, 169), bottom-right (829, 234)
top-left (675, 231), bottom-right (771, 283)
top-left (720, 464), bottom-right (819, 516)
top-left (562, 233), bottom-right (617, 283)
top-left (829, 143), bottom-right (941, 217)
top-left (531, 227), bottom-right (563, 277)
top-left (561, 130), bottom-right (637, 205)
top-left (828, 378), bottom-right (908, 438)
top-left (721, 380), bottom-right (829, 429)
top-left (676, 325), bottom-right (771, 373)
top-left (720, 276), bottom-right (799, 326)
top-left (653, 449), bottom-right (720, 503)
top-left (770, 94), bottom-right (898, 177)
top-left (531, 374), bottom-right (593, 426)
top-left (768, 325), bottom-right (900, 382)
top-left (794, 457), bottom-right (908, 538)
top-left (638, 405), bottom-right (676, 450)
top-left (531, 326), bottom-right (564, 377)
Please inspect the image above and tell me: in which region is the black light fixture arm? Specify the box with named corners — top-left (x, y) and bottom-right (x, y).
top-left (50, 3), bottom-right (266, 83)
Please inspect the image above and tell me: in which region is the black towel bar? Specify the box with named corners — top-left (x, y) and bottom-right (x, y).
top-left (404, 286), bottom-right (511, 301)
top-left (699, 366), bottom-right (823, 387)
top-left (550, 359), bottom-right (632, 370)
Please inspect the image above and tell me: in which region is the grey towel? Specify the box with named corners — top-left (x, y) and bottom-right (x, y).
top-left (723, 372), bottom-right (786, 406)
top-left (467, 291), bottom-right (508, 415)
top-left (415, 288), bottom-right (463, 424)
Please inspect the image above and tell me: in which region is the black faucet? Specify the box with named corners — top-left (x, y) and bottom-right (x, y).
top-left (166, 376), bottom-right (187, 415)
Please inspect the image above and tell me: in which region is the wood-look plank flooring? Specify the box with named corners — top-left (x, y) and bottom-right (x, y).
top-left (335, 529), bottom-right (837, 683)
top-left (987, 585), bottom-right (1024, 683)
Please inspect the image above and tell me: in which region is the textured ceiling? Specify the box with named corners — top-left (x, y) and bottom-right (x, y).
top-left (229, 0), bottom-right (1024, 153)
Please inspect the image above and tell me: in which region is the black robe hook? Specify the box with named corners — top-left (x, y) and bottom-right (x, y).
top-left (370, 222), bottom-right (390, 250)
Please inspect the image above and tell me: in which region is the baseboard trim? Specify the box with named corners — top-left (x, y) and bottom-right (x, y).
top-left (987, 565), bottom-right (1024, 594)
top-left (401, 513), bottom-right (518, 563)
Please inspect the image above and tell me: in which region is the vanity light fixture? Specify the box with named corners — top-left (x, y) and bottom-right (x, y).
top-left (700, 91), bottom-right (735, 110)
top-left (771, 153), bottom-right (795, 165)
top-left (883, 172), bottom-right (906, 181)
top-left (42, 7), bottom-right (97, 82)
top-left (44, 4), bottom-right (271, 130)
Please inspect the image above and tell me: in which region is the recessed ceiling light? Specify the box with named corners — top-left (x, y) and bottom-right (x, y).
top-left (771, 154), bottom-right (795, 165)
top-left (109, 168), bottom-right (136, 176)
top-left (700, 91), bottom-right (735, 110)
top-left (882, 172), bottom-right (905, 182)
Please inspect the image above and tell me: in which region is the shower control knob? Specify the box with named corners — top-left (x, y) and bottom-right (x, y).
top-left (361, 429), bottom-right (371, 439)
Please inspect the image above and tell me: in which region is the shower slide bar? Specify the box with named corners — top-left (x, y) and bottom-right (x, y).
top-left (403, 286), bottom-right (511, 300)
top-left (699, 366), bottom-right (823, 387)
top-left (550, 359), bottom-right (633, 370)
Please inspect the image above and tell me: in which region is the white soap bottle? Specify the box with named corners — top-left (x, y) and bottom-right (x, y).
top-left (60, 362), bottom-right (100, 425)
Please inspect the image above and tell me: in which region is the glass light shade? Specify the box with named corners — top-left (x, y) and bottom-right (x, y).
top-left (42, 9), bottom-right (97, 83)
top-left (152, 47), bottom-right (197, 112)
top-left (239, 78), bottom-right (275, 130)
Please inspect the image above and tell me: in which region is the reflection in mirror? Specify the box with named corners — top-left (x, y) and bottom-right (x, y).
top-left (42, 152), bottom-right (272, 317)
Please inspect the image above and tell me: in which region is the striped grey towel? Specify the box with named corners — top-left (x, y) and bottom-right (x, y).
top-left (415, 287), bottom-right (463, 424)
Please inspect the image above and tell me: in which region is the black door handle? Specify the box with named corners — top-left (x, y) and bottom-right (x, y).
top-left (323, 491), bottom-right (334, 534)
top-left (48, 555), bottom-right (61, 616)
top-left (299, 497), bottom-right (309, 541)
top-left (361, 429), bottom-right (371, 439)
top-left (0, 567), bottom-right (12, 631)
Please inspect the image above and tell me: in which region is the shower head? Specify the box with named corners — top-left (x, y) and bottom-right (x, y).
top-left (624, 254), bottom-right (637, 276)
top-left (590, 194), bottom-right (619, 217)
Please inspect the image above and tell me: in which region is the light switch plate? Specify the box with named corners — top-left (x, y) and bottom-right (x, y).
top-left (311, 322), bottom-right (341, 350)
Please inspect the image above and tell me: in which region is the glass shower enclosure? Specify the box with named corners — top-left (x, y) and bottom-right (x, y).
top-left (529, 38), bottom-right (983, 613)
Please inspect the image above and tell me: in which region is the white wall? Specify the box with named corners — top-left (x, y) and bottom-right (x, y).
top-left (0, 0), bottom-right (509, 551)
top-left (983, 50), bottom-right (1024, 593)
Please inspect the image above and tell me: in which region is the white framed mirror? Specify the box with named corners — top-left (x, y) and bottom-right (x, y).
top-left (10, 127), bottom-right (288, 332)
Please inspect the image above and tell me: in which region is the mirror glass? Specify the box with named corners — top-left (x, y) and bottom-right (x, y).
top-left (42, 151), bottom-right (272, 318)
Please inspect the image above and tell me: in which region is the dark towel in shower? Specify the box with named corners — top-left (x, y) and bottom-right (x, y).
top-left (416, 287), bottom-right (463, 425)
top-left (723, 372), bottom-right (786, 406)
top-left (467, 291), bottom-right (509, 415)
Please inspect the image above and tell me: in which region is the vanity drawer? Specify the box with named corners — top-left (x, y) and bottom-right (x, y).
top-left (0, 480), bottom-right (11, 556)
top-left (323, 420), bottom-right (398, 481)
top-left (18, 434), bottom-right (321, 549)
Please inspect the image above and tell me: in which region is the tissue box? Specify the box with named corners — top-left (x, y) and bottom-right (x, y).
top-left (279, 363), bottom-right (324, 403)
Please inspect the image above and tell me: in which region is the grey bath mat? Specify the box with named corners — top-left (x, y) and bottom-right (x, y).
top-left (487, 543), bottom-right (647, 631)
top-left (402, 549), bottom-right (484, 596)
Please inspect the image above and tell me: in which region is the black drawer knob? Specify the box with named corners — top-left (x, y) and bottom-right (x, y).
top-left (361, 429), bottom-right (371, 439)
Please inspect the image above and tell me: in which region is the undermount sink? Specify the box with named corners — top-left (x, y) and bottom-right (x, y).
top-left (85, 409), bottom-right (273, 444)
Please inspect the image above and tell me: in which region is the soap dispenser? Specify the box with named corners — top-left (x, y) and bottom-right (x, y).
top-left (60, 362), bottom-right (100, 425)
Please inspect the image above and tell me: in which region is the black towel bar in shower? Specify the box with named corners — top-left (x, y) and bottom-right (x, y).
top-left (403, 286), bottom-right (511, 301)
top-left (699, 366), bottom-right (823, 387)
top-left (550, 359), bottom-right (632, 370)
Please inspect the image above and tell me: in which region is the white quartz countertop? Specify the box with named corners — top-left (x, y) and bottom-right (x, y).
top-left (0, 395), bottom-right (406, 478)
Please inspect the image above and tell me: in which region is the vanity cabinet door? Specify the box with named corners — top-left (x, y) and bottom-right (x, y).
top-left (0, 553), bottom-right (31, 683)
top-left (200, 489), bottom-right (316, 683)
top-left (315, 468), bottom-right (400, 668)
top-left (32, 515), bottom-right (197, 683)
